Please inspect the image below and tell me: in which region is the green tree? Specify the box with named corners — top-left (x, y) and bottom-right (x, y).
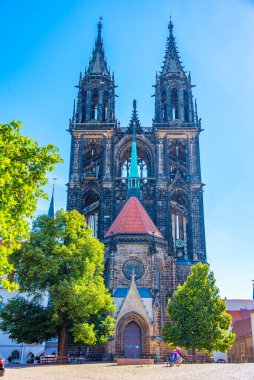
top-left (0, 121), bottom-right (62, 289)
top-left (162, 263), bottom-right (235, 357)
top-left (0, 210), bottom-right (115, 356)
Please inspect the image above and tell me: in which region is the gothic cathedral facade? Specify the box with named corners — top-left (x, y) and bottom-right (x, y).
top-left (67, 20), bottom-right (206, 358)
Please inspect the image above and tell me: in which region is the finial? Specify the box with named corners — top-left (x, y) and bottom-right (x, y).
top-left (131, 268), bottom-right (136, 284)
top-left (133, 99), bottom-right (137, 112)
top-left (168, 16), bottom-right (173, 34)
top-left (97, 17), bottom-right (102, 39)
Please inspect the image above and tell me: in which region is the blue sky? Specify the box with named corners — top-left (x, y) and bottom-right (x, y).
top-left (1, 0), bottom-right (254, 299)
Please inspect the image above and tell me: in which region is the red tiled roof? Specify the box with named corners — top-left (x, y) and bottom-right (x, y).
top-left (227, 309), bottom-right (254, 324)
top-left (105, 196), bottom-right (162, 238)
top-left (232, 317), bottom-right (252, 338)
top-left (227, 310), bottom-right (245, 323)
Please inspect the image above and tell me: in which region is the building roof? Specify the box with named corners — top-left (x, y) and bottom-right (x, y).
top-left (104, 196), bottom-right (162, 238)
top-left (232, 317), bottom-right (252, 338)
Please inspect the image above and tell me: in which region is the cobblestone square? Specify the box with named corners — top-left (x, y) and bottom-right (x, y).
top-left (3, 363), bottom-right (254, 380)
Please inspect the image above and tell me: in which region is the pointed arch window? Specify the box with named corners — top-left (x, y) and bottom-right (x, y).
top-left (184, 90), bottom-right (189, 122)
top-left (171, 193), bottom-right (188, 257)
top-left (91, 90), bottom-right (98, 120)
top-left (121, 157), bottom-right (147, 182)
top-left (103, 92), bottom-right (108, 122)
top-left (171, 88), bottom-right (179, 119)
top-left (83, 192), bottom-right (99, 237)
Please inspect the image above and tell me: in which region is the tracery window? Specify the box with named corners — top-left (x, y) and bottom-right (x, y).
top-left (171, 192), bottom-right (188, 255)
top-left (83, 192), bottom-right (99, 237)
top-left (121, 157), bottom-right (147, 180)
top-left (84, 140), bottom-right (101, 178)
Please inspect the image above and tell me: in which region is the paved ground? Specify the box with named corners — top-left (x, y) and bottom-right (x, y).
top-left (3, 362), bottom-right (254, 380)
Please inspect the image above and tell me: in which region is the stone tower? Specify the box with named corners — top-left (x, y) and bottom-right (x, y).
top-left (67, 18), bottom-right (206, 289)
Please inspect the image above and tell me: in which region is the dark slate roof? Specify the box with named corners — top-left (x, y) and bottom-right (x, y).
top-left (114, 287), bottom-right (153, 298)
top-left (104, 196), bottom-right (162, 238)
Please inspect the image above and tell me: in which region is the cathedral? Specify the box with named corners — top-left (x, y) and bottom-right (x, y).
top-left (67, 19), bottom-right (206, 359)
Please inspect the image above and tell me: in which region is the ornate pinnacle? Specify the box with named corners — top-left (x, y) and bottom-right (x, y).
top-left (97, 17), bottom-right (102, 40)
top-left (168, 17), bottom-right (173, 35)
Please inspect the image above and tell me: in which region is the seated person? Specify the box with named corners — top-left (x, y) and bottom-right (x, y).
top-left (169, 349), bottom-right (180, 367)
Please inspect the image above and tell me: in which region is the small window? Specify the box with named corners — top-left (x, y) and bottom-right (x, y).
top-left (12, 350), bottom-right (20, 360)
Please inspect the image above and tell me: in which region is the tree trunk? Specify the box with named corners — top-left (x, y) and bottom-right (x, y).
top-left (58, 323), bottom-right (69, 363)
top-left (192, 347), bottom-right (196, 363)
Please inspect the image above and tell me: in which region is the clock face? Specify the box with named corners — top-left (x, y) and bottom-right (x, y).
top-left (122, 259), bottom-right (145, 280)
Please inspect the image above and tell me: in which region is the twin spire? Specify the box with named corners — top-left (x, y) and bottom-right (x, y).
top-left (88, 18), bottom-right (183, 77)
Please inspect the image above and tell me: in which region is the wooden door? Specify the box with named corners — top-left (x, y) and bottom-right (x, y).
top-left (124, 321), bottom-right (141, 358)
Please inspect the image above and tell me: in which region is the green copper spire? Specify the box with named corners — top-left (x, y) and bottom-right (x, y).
top-left (128, 110), bottom-right (140, 198)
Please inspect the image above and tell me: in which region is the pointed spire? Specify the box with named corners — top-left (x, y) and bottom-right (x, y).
top-left (87, 18), bottom-right (109, 76)
top-left (48, 182), bottom-right (56, 218)
top-left (127, 99), bottom-right (142, 134)
top-left (128, 120), bottom-right (140, 199)
top-left (161, 19), bottom-right (185, 75)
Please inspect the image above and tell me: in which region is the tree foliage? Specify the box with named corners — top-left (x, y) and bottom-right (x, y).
top-left (0, 210), bottom-right (115, 355)
top-left (0, 296), bottom-right (56, 343)
top-left (162, 263), bottom-right (235, 354)
top-left (0, 121), bottom-right (62, 288)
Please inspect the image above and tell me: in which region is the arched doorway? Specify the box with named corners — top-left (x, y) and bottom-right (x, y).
top-left (115, 312), bottom-right (150, 357)
top-left (124, 321), bottom-right (141, 358)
